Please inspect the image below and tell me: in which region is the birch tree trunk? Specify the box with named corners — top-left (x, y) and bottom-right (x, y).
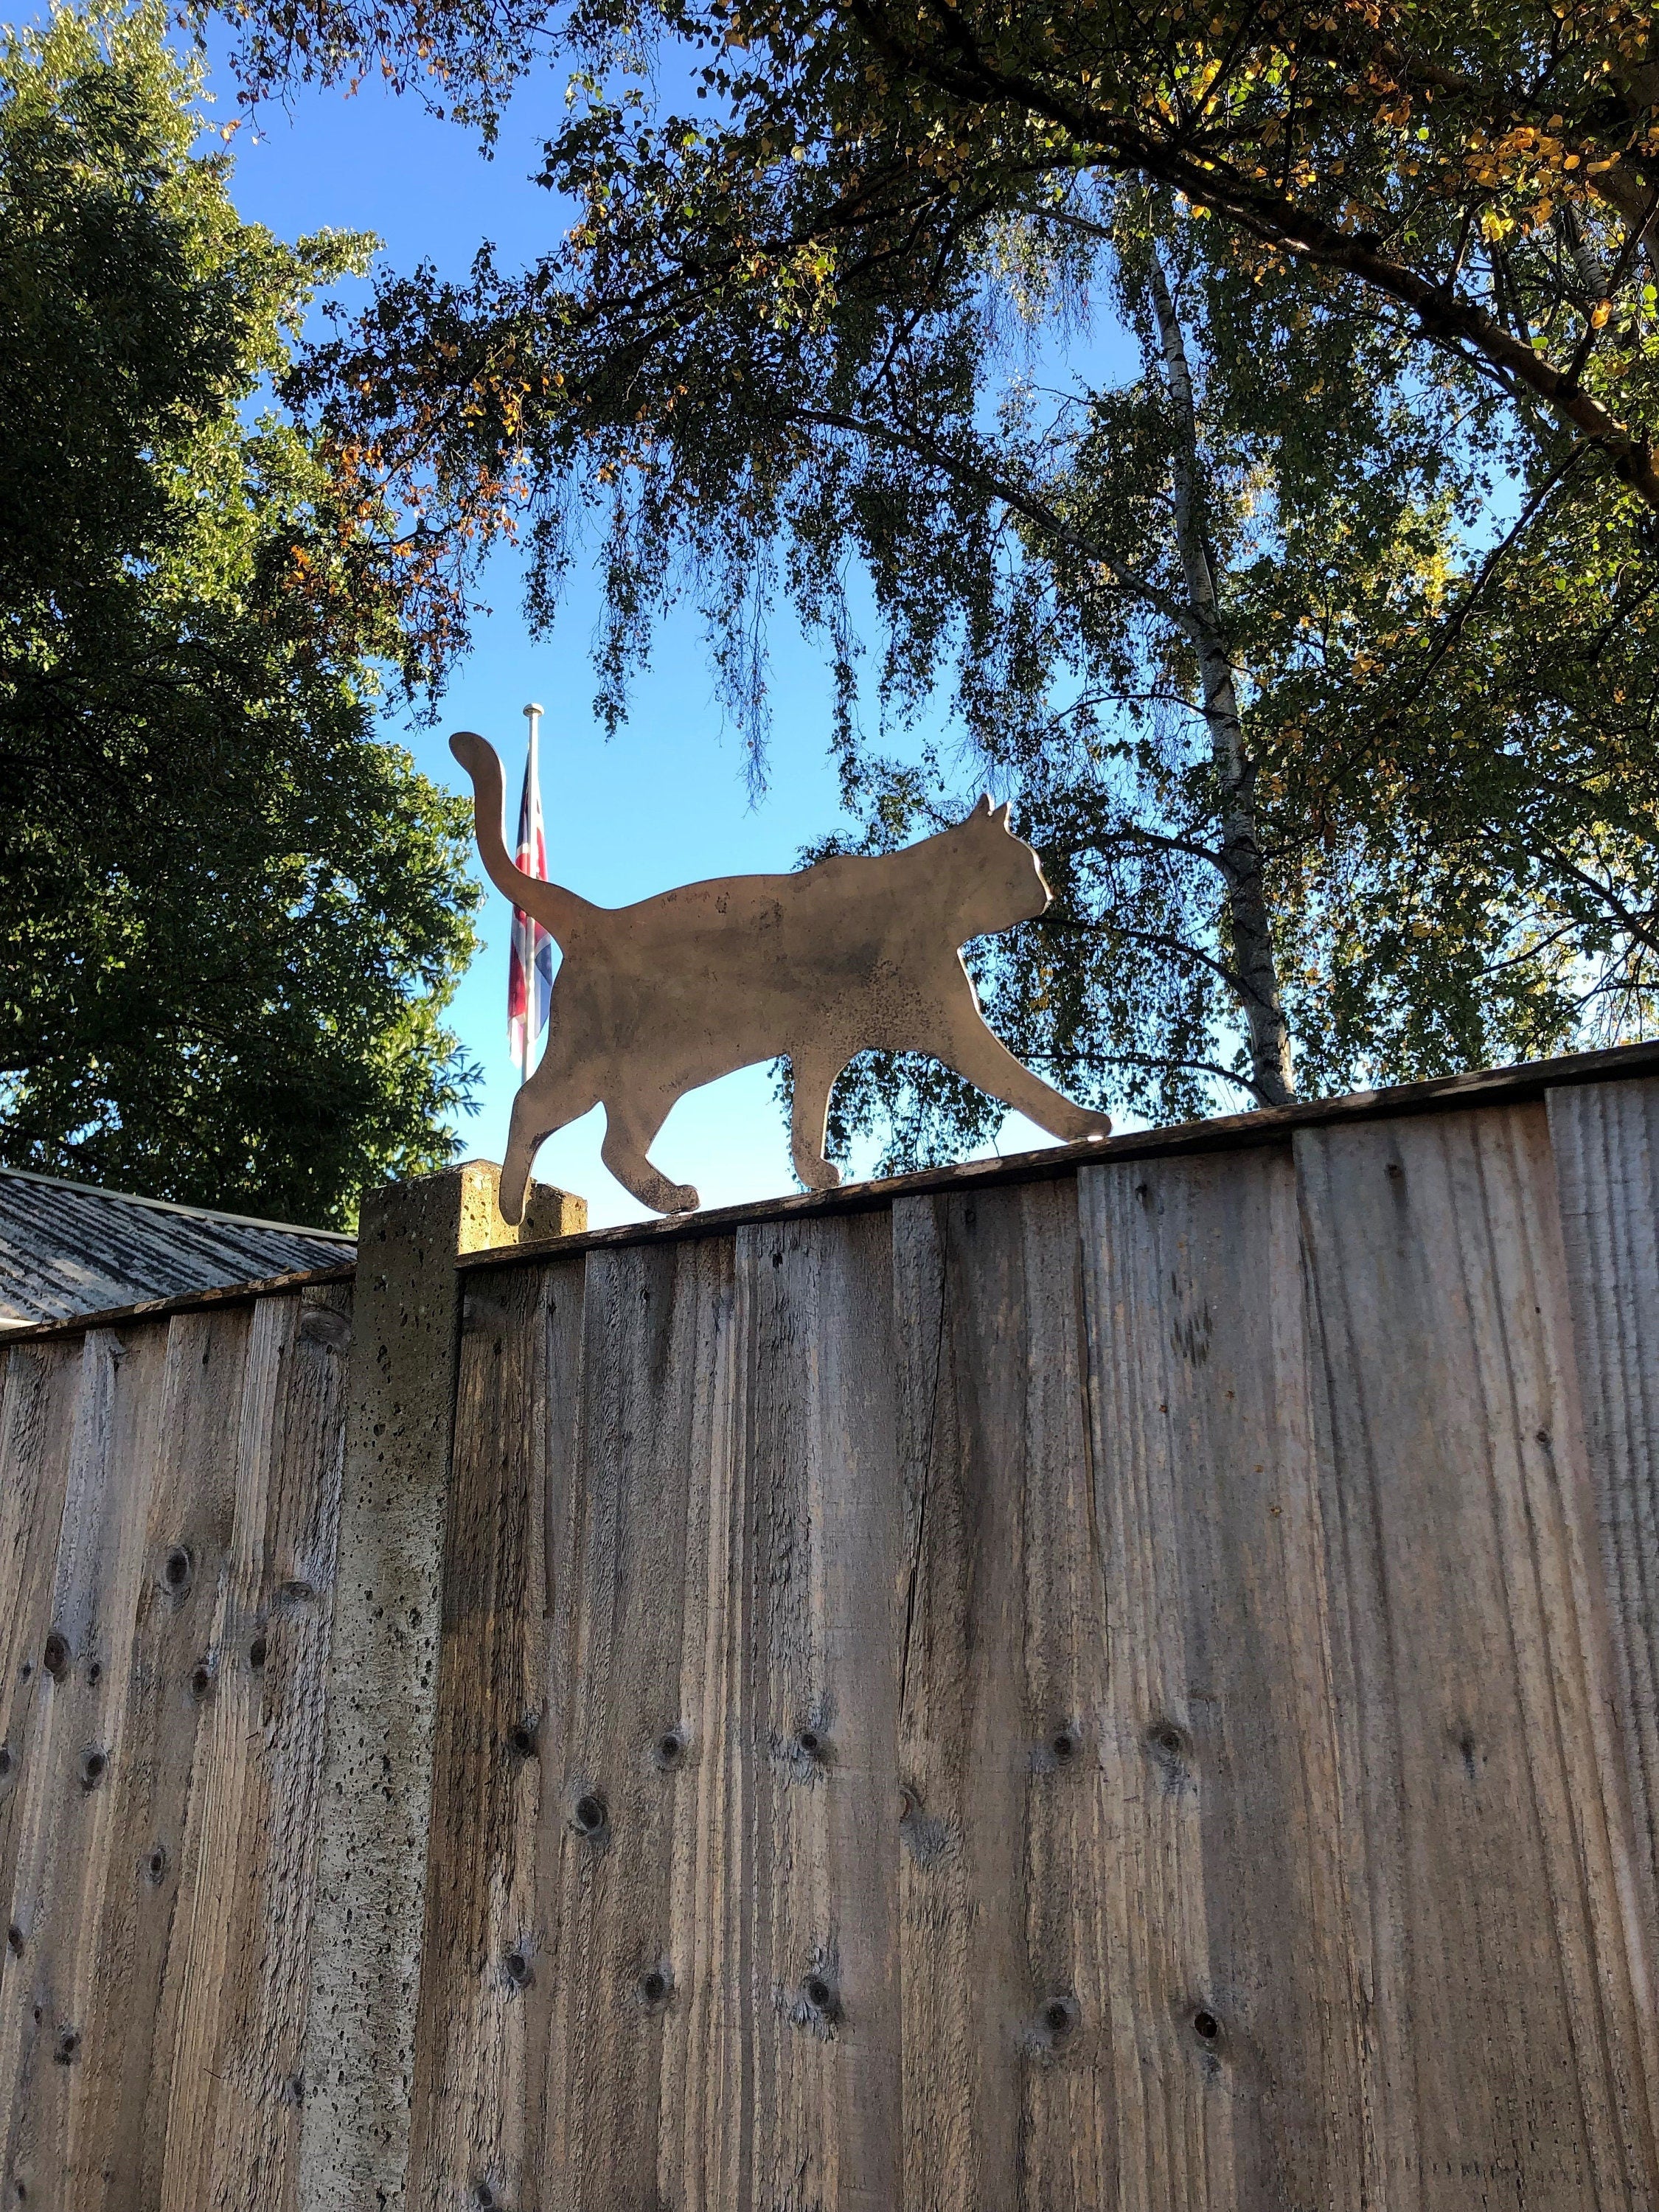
top-left (1144, 242), bottom-right (1297, 1107)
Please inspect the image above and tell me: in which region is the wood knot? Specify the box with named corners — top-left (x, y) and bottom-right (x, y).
top-left (1146, 1719), bottom-right (1191, 1781)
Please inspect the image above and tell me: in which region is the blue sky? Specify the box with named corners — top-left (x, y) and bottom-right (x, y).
top-left (206, 43), bottom-right (1076, 1226)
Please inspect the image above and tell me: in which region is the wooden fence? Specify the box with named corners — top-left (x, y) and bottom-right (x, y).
top-left (2, 1048), bottom-right (1658, 2210)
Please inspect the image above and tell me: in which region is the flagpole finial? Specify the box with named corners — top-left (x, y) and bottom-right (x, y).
top-left (524, 701), bottom-right (544, 720)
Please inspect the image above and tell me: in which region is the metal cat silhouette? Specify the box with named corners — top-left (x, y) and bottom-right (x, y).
top-left (451, 730), bottom-right (1113, 1218)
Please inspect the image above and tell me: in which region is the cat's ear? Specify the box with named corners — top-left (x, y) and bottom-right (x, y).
top-left (993, 801), bottom-right (1013, 829)
top-left (973, 793), bottom-right (994, 816)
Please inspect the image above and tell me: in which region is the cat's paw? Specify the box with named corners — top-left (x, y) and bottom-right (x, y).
top-left (1062, 1106), bottom-right (1114, 1143)
top-left (795, 1155), bottom-right (842, 1193)
top-left (661, 1180), bottom-right (700, 1214)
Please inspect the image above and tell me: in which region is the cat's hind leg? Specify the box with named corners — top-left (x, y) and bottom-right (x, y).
top-left (599, 1094), bottom-right (699, 1216)
top-left (500, 1057), bottom-right (599, 1225)
top-left (787, 1047), bottom-right (845, 1192)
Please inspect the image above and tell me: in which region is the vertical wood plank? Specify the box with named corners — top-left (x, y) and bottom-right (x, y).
top-left (210, 1279), bottom-right (354, 2211)
top-left (525, 1234), bottom-right (737, 2206)
top-left (1078, 1147), bottom-right (1368, 2212)
top-left (724, 1208), bottom-right (900, 2212)
top-left (406, 1258), bottom-right (574, 2212)
top-left (0, 1324), bottom-right (170, 2210)
top-left (1547, 1077), bottom-right (1659, 1942)
top-left (891, 1178), bottom-right (1107, 2212)
top-left (0, 1340), bottom-right (83, 1956)
top-left (515, 1209), bottom-right (901, 2212)
top-left (146, 1295), bottom-right (293, 2205)
top-left (191, 1282), bottom-right (353, 2211)
top-left (1297, 1102), bottom-right (1659, 2207)
top-left (61, 1304), bottom-right (253, 2212)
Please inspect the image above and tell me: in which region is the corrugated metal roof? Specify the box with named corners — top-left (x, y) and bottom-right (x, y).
top-left (0, 1165), bottom-right (355, 1330)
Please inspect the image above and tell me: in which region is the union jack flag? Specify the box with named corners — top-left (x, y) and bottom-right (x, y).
top-left (508, 703), bottom-right (554, 1079)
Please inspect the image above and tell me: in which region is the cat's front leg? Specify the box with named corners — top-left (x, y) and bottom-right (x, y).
top-left (787, 1048), bottom-right (845, 1192)
top-left (929, 1010), bottom-right (1113, 1146)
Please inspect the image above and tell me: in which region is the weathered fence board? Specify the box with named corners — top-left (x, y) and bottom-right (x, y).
top-left (1297, 1103), bottom-right (1659, 2205)
top-left (407, 1257), bottom-right (559, 2212)
top-left (5, 1060), bottom-right (1659, 2210)
top-left (1548, 1077), bottom-right (1659, 1959)
top-left (1080, 1146), bottom-right (1363, 2212)
top-left (891, 1180), bottom-right (1110, 2211)
top-left (2, 1322), bottom-right (170, 2207)
top-left (0, 1289), bottom-right (349, 2212)
top-left (90, 1304), bottom-right (255, 2212)
top-left (0, 1340), bottom-right (83, 1966)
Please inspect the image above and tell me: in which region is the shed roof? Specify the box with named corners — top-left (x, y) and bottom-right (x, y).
top-left (0, 1165), bottom-right (355, 1331)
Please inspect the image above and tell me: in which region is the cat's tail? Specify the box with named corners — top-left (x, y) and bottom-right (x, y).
top-left (449, 731), bottom-right (597, 945)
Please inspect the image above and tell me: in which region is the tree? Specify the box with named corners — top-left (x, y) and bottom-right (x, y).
top-left (227, 0), bottom-right (1659, 1154)
top-left (0, 1), bottom-right (482, 1225)
top-left (226, 0), bottom-right (1659, 506)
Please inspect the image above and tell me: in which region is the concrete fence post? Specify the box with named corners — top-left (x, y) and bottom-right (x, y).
top-left (296, 1161), bottom-right (584, 2211)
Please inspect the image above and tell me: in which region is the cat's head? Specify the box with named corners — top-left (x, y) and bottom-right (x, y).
top-left (950, 796), bottom-right (1051, 936)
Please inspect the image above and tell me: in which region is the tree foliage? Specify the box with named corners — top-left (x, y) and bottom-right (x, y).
top-left (225, 0), bottom-right (1659, 1155)
top-left (0, 1), bottom-right (482, 1225)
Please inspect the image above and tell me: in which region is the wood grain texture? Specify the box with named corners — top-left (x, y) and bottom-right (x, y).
top-left (889, 1178), bottom-right (1107, 2212)
top-left (0, 1287), bottom-right (354, 2212)
top-left (0, 1323), bottom-right (171, 2209)
top-left (163, 1284), bottom-right (353, 2211)
top-left (7, 1077), bottom-right (1659, 2211)
top-left (0, 1339), bottom-right (84, 1958)
top-left (526, 1231), bottom-right (744, 2211)
top-left (1297, 1102), bottom-right (1659, 2207)
top-left (1547, 1076), bottom-right (1659, 1947)
top-left (72, 1304), bottom-right (254, 2212)
top-left (406, 1257), bottom-right (573, 2212)
top-left (723, 1208), bottom-right (900, 2212)
top-left (1079, 1147), bottom-right (1366, 2212)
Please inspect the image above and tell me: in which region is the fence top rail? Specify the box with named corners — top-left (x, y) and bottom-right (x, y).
top-left (0, 1258), bottom-right (357, 1346)
top-left (7, 1036), bottom-right (1658, 1346)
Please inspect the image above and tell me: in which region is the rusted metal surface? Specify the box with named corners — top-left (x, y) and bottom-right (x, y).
top-left (0, 1166), bottom-right (354, 1332)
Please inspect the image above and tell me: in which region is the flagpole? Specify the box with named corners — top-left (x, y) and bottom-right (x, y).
top-left (521, 701), bottom-right (543, 1084)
